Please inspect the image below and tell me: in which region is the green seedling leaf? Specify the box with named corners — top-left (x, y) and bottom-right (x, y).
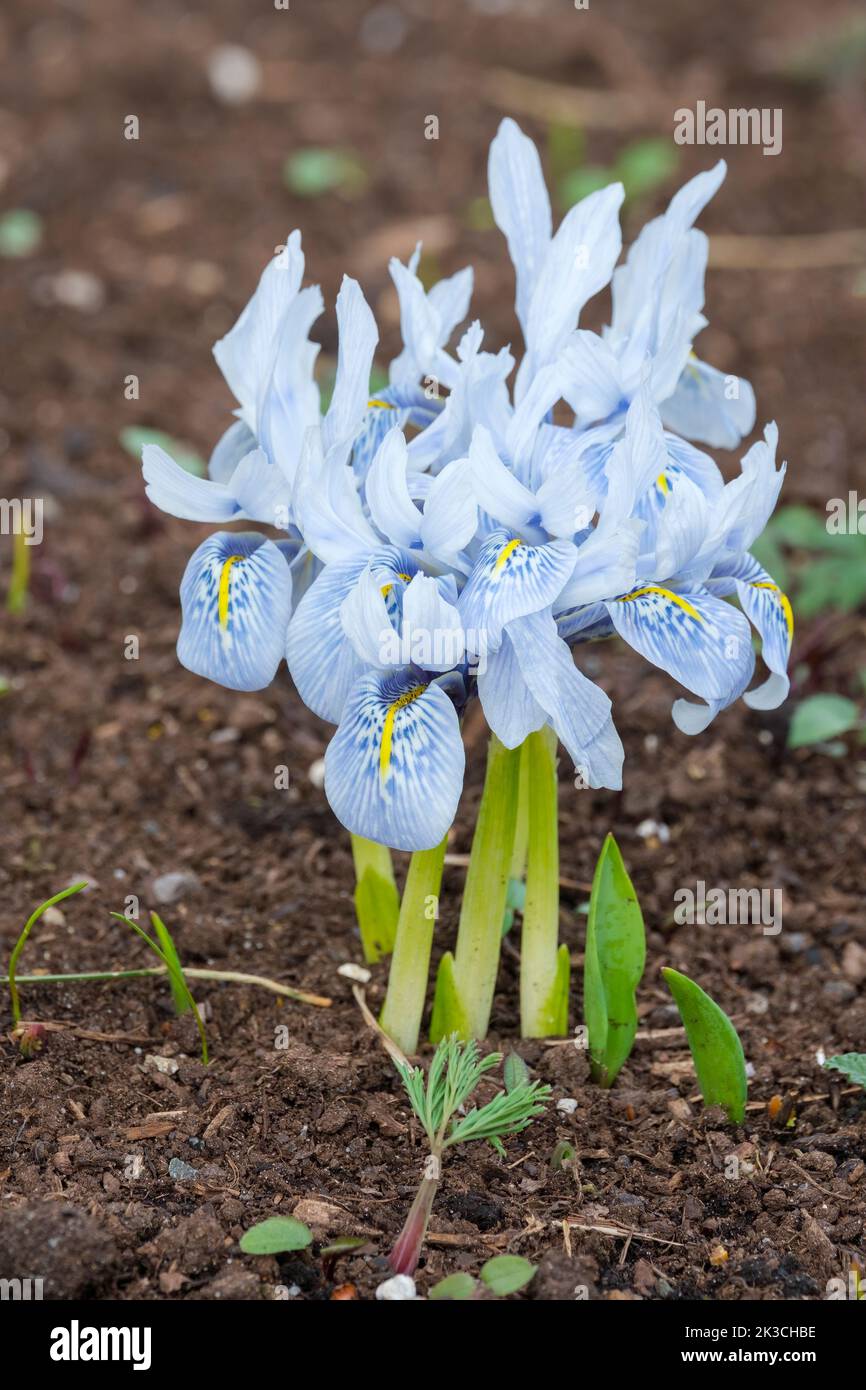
top-left (120, 426), bottom-right (205, 477)
top-left (7, 882), bottom-right (89, 1026)
top-left (0, 209), bottom-right (42, 257)
top-left (429, 952), bottom-right (471, 1044)
top-left (551, 1140), bottom-right (576, 1171)
top-left (504, 1052), bottom-right (530, 1092)
top-left (350, 833), bottom-right (398, 962)
top-left (788, 694), bottom-right (860, 748)
top-left (662, 967), bottom-right (747, 1123)
top-left (559, 166), bottom-right (611, 208)
top-left (110, 912), bottom-right (208, 1065)
top-left (616, 137), bottom-right (678, 200)
top-left (320, 1236), bottom-right (369, 1260)
top-left (583, 833), bottom-right (645, 1087)
top-left (823, 1053), bottom-right (866, 1088)
top-left (428, 1272), bottom-right (477, 1301)
top-left (283, 148), bottom-right (367, 198)
top-left (480, 1255), bottom-right (536, 1296)
top-left (151, 911), bottom-right (189, 1015)
top-left (766, 503), bottom-right (840, 551)
top-left (240, 1216), bottom-right (312, 1255)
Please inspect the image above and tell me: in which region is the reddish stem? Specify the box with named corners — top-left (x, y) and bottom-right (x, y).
top-left (389, 1176), bottom-right (439, 1276)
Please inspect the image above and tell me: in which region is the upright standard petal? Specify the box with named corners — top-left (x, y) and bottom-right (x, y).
top-left (213, 232), bottom-right (305, 432)
top-left (322, 276), bottom-right (379, 463)
top-left (324, 673), bottom-right (465, 851)
top-left (178, 532), bottom-right (292, 692)
top-left (488, 118), bottom-right (552, 337)
top-left (606, 584), bottom-right (755, 734)
top-left (661, 356), bottom-right (756, 450)
top-left (365, 427), bottom-right (423, 549)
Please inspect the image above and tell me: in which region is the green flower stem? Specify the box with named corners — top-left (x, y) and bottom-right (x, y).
top-left (437, 735), bottom-right (521, 1041)
top-left (520, 728), bottom-right (569, 1037)
top-left (350, 833), bottom-right (400, 963)
top-left (509, 738), bottom-right (531, 883)
top-left (380, 836), bottom-right (447, 1055)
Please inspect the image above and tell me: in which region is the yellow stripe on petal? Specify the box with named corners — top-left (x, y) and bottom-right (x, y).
top-left (218, 555), bottom-right (244, 631)
top-left (617, 585), bottom-right (703, 622)
top-left (494, 537), bottom-right (524, 571)
top-left (751, 581), bottom-right (794, 640)
top-left (656, 472), bottom-right (669, 495)
top-left (367, 398), bottom-right (396, 410)
top-left (380, 684), bottom-right (426, 784)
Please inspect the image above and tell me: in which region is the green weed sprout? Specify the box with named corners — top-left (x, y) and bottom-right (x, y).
top-left (7, 882), bottom-right (89, 1026)
top-left (389, 1035), bottom-right (550, 1276)
top-left (662, 967), bottom-right (748, 1123)
top-left (111, 912), bottom-right (209, 1064)
top-left (822, 1053), bottom-right (866, 1089)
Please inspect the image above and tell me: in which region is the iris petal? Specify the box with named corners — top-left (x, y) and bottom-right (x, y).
top-left (458, 527), bottom-right (576, 651)
top-left (324, 672), bottom-right (465, 851)
top-left (178, 532), bottom-right (292, 692)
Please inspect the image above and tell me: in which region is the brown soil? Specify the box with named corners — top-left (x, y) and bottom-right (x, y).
top-left (0, 0), bottom-right (864, 1301)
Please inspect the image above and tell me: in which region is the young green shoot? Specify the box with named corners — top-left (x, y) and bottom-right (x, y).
top-left (583, 834), bottom-right (645, 1086)
top-left (111, 911), bottom-right (209, 1065)
top-left (431, 735), bottom-right (521, 1042)
top-left (389, 1034), bottom-right (550, 1275)
top-left (7, 881), bottom-right (89, 1026)
top-left (6, 528), bottom-right (31, 615)
top-left (662, 967), bottom-right (748, 1123)
top-left (520, 728), bottom-right (569, 1038)
top-left (379, 835), bottom-right (447, 1054)
top-left (822, 1053), bottom-right (866, 1089)
top-left (350, 833), bottom-right (399, 963)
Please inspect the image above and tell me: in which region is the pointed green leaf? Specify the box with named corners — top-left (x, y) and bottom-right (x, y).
top-left (350, 833), bottom-right (399, 962)
top-left (662, 967), bottom-right (748, 1123)
top-left (583, 834), bottom-right (645, 1086)
top-left (480, 1255), bottom-right (536, 1296)
top-left (151, 911), bottom-right (189, 1015)
top-left (429, 951), bottom-right (471, 1044)
top-left (239, 1216), bottom-right (312, 1255)
top-left (428, 1272), bottom-right (478, 1301)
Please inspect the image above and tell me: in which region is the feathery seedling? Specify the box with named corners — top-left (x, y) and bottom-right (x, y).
top-left (389, 1035), bottom-right (550, 1275)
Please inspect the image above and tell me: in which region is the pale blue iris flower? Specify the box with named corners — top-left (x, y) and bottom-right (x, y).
top-left (142, 119), bottom-right (793, 851)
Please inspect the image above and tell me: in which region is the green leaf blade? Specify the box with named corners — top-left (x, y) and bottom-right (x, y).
top-left (823, 1053), bottom-right (866, 1088)
top-left (239, 1216), bottom-right (312, 1255)
top-left (480, 1255), bottom-right (536, 1296)
top-left (428, 1272), bottom-right (477, 1301)
top-left (662, 967), bottom-right (748, 1123)
top-left (583, 834), bottom-right (646, 1087)
top-left (788, 694), bottom-right (860, 748)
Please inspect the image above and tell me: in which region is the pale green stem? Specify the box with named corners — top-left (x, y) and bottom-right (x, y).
top-left (450, 734), bottom-right (521, 1039)
top-left (520, 728), bottom-right (568, 1037)
top-left (350, 833), bottom-right (400, 963)
top-left (509, 738), bottom-right (530, 883)
top-left (379, 836), bottom-right (447, 1054)
top-left (6, 529), bottom-right (30, 614)
top-left (4, 965), bottom-right (331, 1007)
top-left (8, 882), bottom-right (88, 1025)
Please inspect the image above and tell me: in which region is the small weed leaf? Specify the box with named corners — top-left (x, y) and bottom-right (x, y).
top-left (823, 1053), bottom-right (866, 1089)
top-left (240, 1217), bottom-right (313, 1255)
top-left (428, 1272), bottom-right (477, 1301)
top-left (480, 1255), bottom-right (536, 1296)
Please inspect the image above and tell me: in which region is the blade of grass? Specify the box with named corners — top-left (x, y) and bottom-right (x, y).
top-left (8, 882), bottom-right (89, 1025)
top-left (150, 911), bottom-right (189, 1015)
top-left (110, 912), bottom-right (209, 1064)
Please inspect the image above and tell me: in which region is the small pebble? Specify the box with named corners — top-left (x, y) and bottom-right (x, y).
top-left (337, 963), bottom-right (371, 983)
top-left (168, 1157), bottom-right (199, 1181)
top-left (556, 1098), bottom-right (578, 1115)
top-left (207, 45), bottom-right (261, 105)
top-left (308, 757), bottom-right (326, 789)
top-left (152, 870), bottom-right (201, 905)
top-left (375, 1274), bottom-right (417, 1301)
